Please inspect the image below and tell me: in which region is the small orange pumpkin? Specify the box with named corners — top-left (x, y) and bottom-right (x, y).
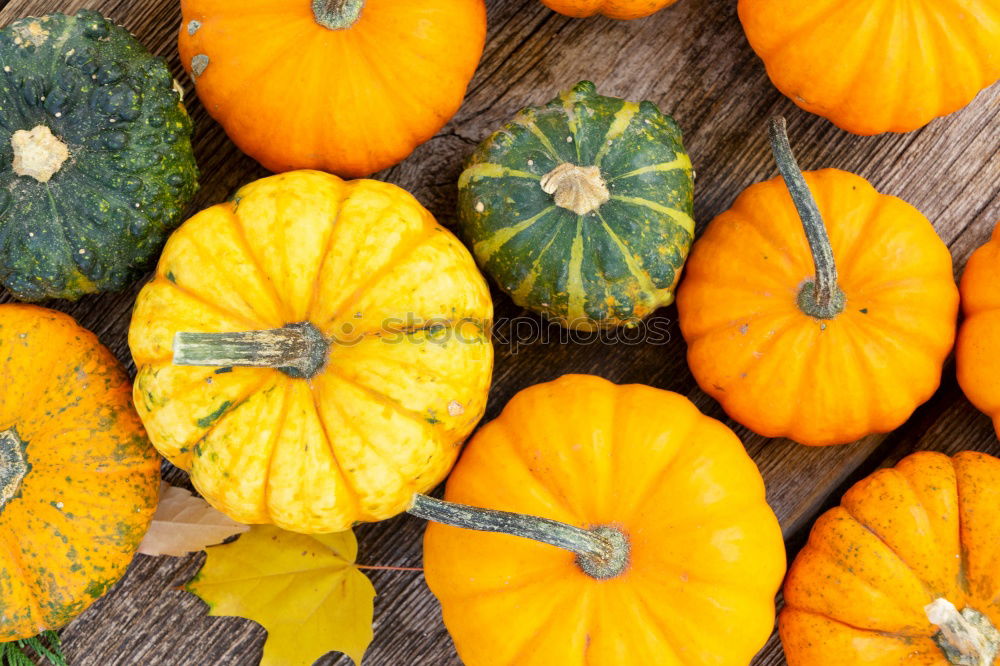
top-left (957, 223), bottom-right (1000, 438)
top-left (677, 118), bottom-right (959, 446)
top-left (739, 0), bottom-right (1000, 134)
top-left (178, 0), bottom-right (487, 177)
top-left (421, 374), bottom-right (786, 666)
top-left (541, 0), bottom-right (680, 19)
top-left (780, 451), bottom-right (1000, 665)
top-left (0, 305), bottom-right (159, 641)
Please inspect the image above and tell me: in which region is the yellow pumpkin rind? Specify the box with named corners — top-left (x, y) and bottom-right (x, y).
top-left (130, 170), bottom-right (493, 534)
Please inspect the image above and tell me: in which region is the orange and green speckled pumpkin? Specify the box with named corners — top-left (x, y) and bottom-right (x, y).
top-left (541, 0), bottom-right (680, 19)
top-left (957, 222), bottom-right (1000, 438)
top-left (0, 304), bottom-right (159, 641)
top-left (780, 451), bottom-right (1000, 665)
top-left (677, 119), bottom-right (958, 446)
top-left (423, 374), bottom-right (786, 666)
top-left (739, 0), bottom-right (1000, 134)
top-left (129, 170), bottom-right (493, 534)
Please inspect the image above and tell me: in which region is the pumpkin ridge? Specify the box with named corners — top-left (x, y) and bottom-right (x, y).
top-left (258, 377), bottom-right (293, 523)
top-left (827, 186), bottom-right (889, 277)
top-left (508, 216), bottom-right (567, 307)
top-left (606, 155), bottom-right (691, 182)
top-left (610, 194), bottom-right (695, 235)
top-left (473, 205), bottom-right (556, 264)
top-left (156, 277), bottom-right (265, 335)
top-left (226, 208), bottom-right (296, 324)
top-left (321, 366), bottom-right (440, 443)
top-left (593, 210), bottom-right (659, 302)
top-left (302, 187), bottom-right (351, 320)
top-left (820, 503), bottom-right (936, 616)
top-left (304, 381), bottom-right (361, 520)
top-left (315, 383), bottom-right (410, 521)
top-left (314, 219), bottom-right (439, 332)
top-left (485, 418), bottom-right (583, 521)
top-left (0, 528), bottom-right (44, 635)
top-left (627, 584), bottom-right (700, 663)
top-left (593, 102), bottom-right (639, 167)
top-left (186, 373), bottom-right (273, 462)
top-left (848, 467), bottom-right (962, 598)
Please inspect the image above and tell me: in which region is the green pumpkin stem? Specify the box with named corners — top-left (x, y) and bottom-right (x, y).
top-left (408, 494), bottom-right (630, 580)
top-left (926, 598), bottom-right (1000, 666)
top-left (172, 322), bottom-right (329, 379)
top-left (312, 0), bottom-right (365, 30)
top-left (768, 116), bottom-right (845, 319)
top-left (0, 631), bottom-right (67, 666)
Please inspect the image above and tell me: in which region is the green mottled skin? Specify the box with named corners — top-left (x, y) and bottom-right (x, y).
top-left (458, 81), bottom-right (694, 329)
top-left (0, 10), bottom-right (198, 301)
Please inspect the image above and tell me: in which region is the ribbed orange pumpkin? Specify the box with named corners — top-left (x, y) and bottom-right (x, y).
top-left (129, 170), bottom-right (493, 534)
top-left (178, 0), bottom-right (486, 177)
top-left (677, 119), bottom-right (958, 446)
top-left (739, 0), bottom-right (1000, 134)
top-left (957, 222), bottom-right (1000, 437)
top-left (780, 451), bottom-right (1000, 665)
top-left (0, 305), bottom-right (159, 641)
top-left (423, 374), bottom-right (786, 666)
top-left (541, 0), bottom-right (680, 19)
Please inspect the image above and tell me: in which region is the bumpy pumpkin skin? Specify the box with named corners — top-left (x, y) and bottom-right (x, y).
top-left (957, 223), bottom-right (1000, 437)
top-left (739, 0), bottom-right (1000, 134)
top-left (0, 11), bottom-right (198, 301)
top-left (677, 169), bottom-right (958, 446)
top-left (0, 305), bottom-right (159, 641)
top-left (458, 81), bottom-right (694, 330)
top-left (542, 0), bottom-right (680, 19)
top-left (129, 170), bottom-right (493, 533)
top-left (178, 0), bottom-right (486, 178)
top-left (780, 451), bottom-right (1000, 665)
top-left (424, 374), bottom-right (786, 666)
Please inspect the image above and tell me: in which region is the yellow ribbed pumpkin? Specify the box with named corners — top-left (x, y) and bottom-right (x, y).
top-left (129, 170), bottom-right (493, 533)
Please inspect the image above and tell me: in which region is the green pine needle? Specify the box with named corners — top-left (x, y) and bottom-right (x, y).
top-left (0, 631), bottom-right (67, 666)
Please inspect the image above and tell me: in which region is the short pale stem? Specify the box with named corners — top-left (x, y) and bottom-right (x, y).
top-left (312, 0), bottom-right (364, 30)
top-left (0, 427), bottom-right (28, 512)
top-left (768, 116), bottom-right (844, 319)
top-left (172, 322), bottom-right (329, 379)
top-left (540, 163), bottom-right (610, 216)
top-left (926, 598), bottom-right (1000, 666)
top-left (408, 494), bottom-right (629, 580)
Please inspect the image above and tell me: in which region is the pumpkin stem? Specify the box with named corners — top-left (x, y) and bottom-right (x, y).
top-left (0, 427), bottom-right (28, 513)
top-left (926, 598), bottom-right (1000, 666)
top-left (408, 494), bottom-right (630, 580)
top-left (312, 0), bottom-right (364, 30)
top-left (172, 322), bottom-right (329, 379)
top-left (11, 125), bottom-right (69, 183)
top-left (767, 117), bottom-right (845, 319)
top-left (541, 163), bottom-right (610, 216)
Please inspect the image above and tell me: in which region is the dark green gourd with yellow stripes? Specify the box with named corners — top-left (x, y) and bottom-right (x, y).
top-left (458, 81), bottom-right (694, 329)
top-left (0, 11), bottom-right (197, 301)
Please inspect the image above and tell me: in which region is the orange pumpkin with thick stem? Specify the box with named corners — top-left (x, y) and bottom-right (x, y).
top-left (780, 451), bottom-right (1000, 665)
top-left (677, 118), bottom-right (958, 446)
top-left (541, 0), bottom-right (680, 19)
top-left (420, 374), bottom-right (786, 666)
top-left (178, 0), bottom-right (486, 177)
top-left (957, 222), bottom-right (1000, 438)
top-left (738, 0), bottom-right (1000, 134)
top-left (0, 305), bottom-right (159, 641)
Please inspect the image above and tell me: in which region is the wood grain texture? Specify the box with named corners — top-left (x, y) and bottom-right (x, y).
top-left (0, 0), bottom-right (996, 664)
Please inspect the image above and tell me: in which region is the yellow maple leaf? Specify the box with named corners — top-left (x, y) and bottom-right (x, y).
top-left (187, 525), bottom-right (375, 666)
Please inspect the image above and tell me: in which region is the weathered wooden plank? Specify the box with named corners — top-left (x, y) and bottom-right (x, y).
top-left (0, 0), bottom-right (996, 663)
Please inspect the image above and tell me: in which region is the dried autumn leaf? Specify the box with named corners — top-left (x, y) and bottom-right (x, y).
top-left (138, 482), bottom-right (249, 557)
top-left (186, 526), bottom-right (375, 666)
